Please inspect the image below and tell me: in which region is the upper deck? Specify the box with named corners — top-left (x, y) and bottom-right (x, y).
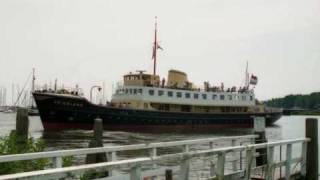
top-left (112, 85), bottom-right (255, 107)
top-left (113, 70), bottom-right (256, 108)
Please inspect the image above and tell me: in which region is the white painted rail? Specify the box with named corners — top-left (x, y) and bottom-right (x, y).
top-left (0, 135), bottom-right (310, 180)
top-left (0, 135), bottom-right (257, 163)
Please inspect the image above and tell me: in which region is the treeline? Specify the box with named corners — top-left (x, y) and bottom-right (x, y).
top-left (264, 92), bottom-right (320, 109)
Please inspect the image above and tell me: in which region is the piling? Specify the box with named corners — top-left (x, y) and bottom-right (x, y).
top-left (254, 116), bottom-right (267, 166)
top-left (13, 108), bottom-right (29, 152)
top-left (85, 118), bottom-right (108, 178)
top-left (305, 118), bottom-right (318, 180)
top-left (86, 118), bottom-right (107, 163)
top-left (165, 169), bottom-right (172, 180)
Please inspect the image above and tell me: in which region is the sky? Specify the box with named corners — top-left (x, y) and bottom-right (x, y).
top-left (0, 0), bottom-right (319, 104)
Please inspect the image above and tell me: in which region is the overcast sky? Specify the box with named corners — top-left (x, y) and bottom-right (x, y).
top-left (0, 0), bottom-right (319, 103)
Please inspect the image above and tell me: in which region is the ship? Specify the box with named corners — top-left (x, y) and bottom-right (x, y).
top-left (33, 19), bottom-right (282, 131)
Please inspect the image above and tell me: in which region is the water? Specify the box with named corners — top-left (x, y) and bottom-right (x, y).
top-left (0, 113), bottom-right (319, 178)
top-left (0, 113), bottom-right (316, 147)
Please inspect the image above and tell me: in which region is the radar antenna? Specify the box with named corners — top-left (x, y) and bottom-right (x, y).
top-left (136, 70), bottom-right (146, 74)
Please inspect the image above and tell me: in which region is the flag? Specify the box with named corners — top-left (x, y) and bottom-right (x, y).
top-left (157, 44), bottom-right (163, 50)
top-left (250, 75), bottom-right (258, 85)
top-left (152, 42), bottom-right (163, 60)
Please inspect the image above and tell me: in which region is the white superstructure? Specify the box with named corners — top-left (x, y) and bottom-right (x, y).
top-left (110, 70), bottom-right (257, 113)
top-left (112, 86), bottom-right (255, 107)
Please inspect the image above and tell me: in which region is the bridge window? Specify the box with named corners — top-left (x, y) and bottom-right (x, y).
top-left (168, 91), bottom-right (173, 97)
top-left (125, 89), bottom-right (128, 94)
top-left (194, 93), bottom-right (199, 99)
top-left (228, 95), bottom-right (232, 100)
top-left (129, 89), bottom-right (133, 94)
top-left (220, 95), bottom-right (225, 100)
top-left (158, 90), bottom-right (164, 96)
top-left (212, 94), bottom-right (217, 100)
top-left (138, 89), bottom-right (143, 94)
top-left (250, 95), bottom-right (253, 101)
top-left (133, 89), bottom-right (137, 94)
top-left (149, 89), bottom-right (154, 96)
top-left (185, 93), bottom-right (191, 98)
top-left (177, 92), bottom-right (182, 98)
top-left (242, 95), bottom-right (247, 101)
top-left (202, 94), bottom-right (207, 100)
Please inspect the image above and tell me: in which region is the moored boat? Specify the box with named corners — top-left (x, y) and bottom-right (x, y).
top-left (33, 19), bottom-right (282, 131)
top-left (33, 74), bottom-right (282, 131)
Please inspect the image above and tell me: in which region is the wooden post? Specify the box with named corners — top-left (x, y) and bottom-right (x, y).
top-left (14, 108), bottom-right (29, 152)
top-left (86, 118), bottom-right (107, 163)
top-left (165, 169), bottom-right (173, 180)
top-left (85, 118), bottom-right (108, 177)
top-left (254, 116), bottom-right (267, 166)
top-left (305, 118), bottom-right (318, 180)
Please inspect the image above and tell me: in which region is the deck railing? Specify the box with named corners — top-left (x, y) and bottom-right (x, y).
top-left (0, 135), bottom-right (257, 179)
top-left (0, 135), bottom-right (310, 180)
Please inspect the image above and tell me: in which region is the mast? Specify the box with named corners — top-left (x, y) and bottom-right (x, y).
top-left (11, 83), bottom-right (14, 106)
top-left (245, 61), bottom-right (249, 88)
top-left (31, 68), bottom-right (35, 107)
top-left (3, 87), bottom-right (6, 106)
top-left (153, 17), bottom-right (158, 76)
top-left (0, 88), bottom-right (2, 106)
top-left (54, 78), bottom-right (57, 92)
top-left (151, 17), bottom-right (162, 76)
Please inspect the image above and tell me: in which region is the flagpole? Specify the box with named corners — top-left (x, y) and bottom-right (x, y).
top-left (245, 61), bottom-right (248, 88)
top-left (153, 17), bottom-right (157, 76)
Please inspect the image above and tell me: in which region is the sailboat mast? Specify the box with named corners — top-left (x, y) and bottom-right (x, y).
top-left (31, 68), bottom-right (35, 107)
top-left (0, 88), bottom-right (2, 106)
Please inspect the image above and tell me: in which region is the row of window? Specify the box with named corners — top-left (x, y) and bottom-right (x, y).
top-left (148, 89), bottom-right (253, 101)
top-left (116, 88), bottom-right (254, 101)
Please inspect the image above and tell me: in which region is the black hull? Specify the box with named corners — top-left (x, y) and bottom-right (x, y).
top-left (33, 92), bottom-right (282, 131)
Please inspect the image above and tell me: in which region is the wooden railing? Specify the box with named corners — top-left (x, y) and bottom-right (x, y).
top-left (0, 135), bottom-right (310, 180)
top-left (0, 135), bottom-right (256, 179)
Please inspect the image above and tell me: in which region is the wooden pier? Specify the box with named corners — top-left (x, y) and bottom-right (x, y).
top-left (0, 110), bottom-right (318, 180)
